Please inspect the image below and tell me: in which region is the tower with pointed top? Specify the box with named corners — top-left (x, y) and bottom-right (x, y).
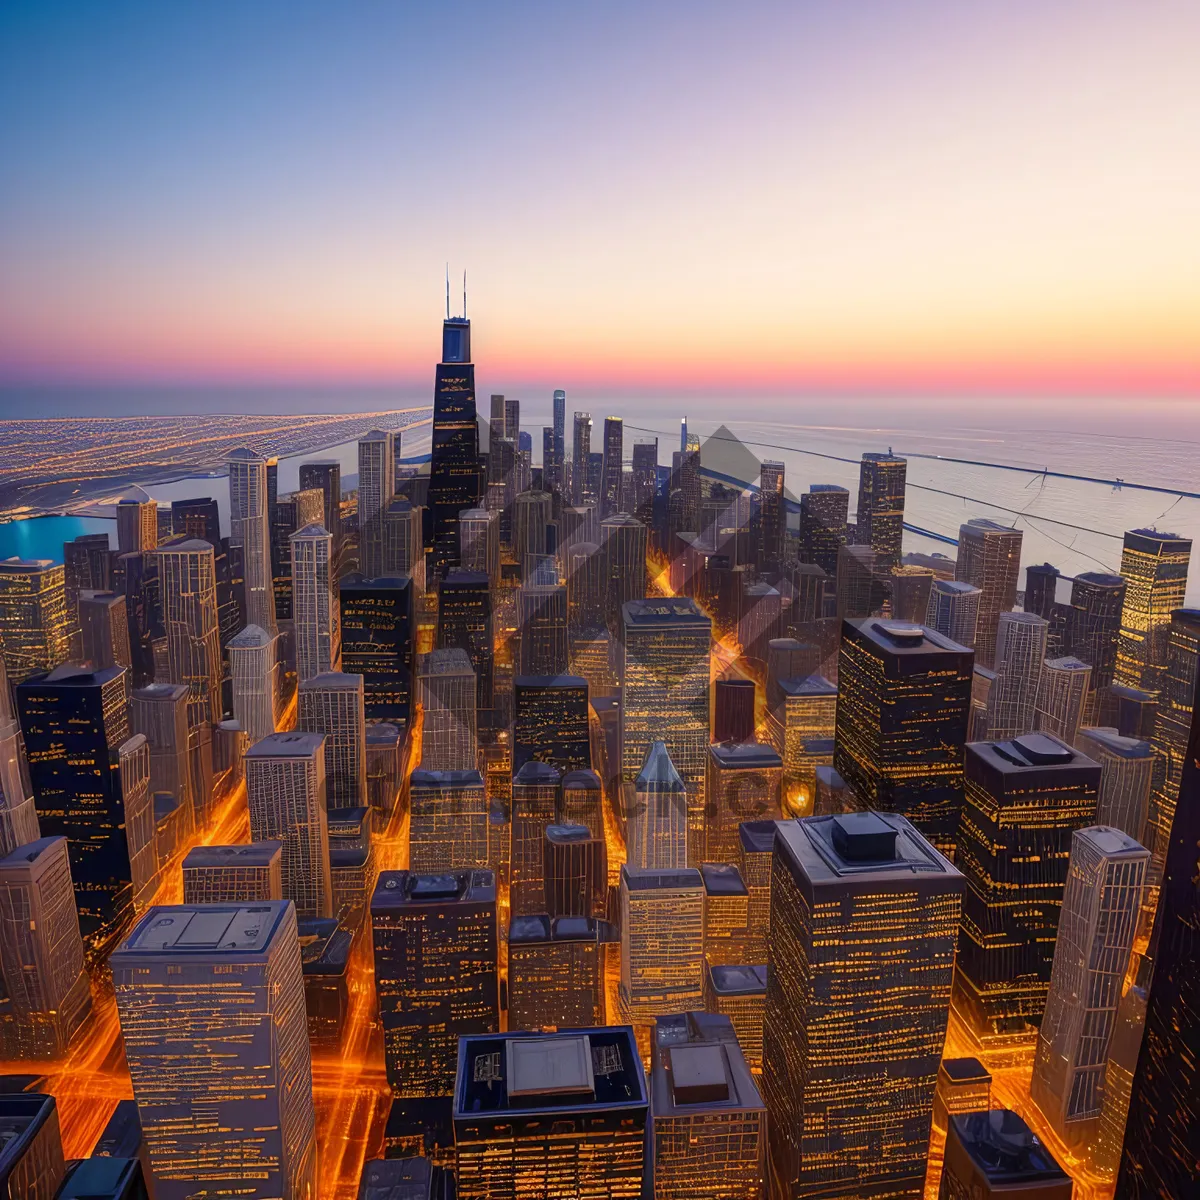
top-left (428, 290), bottom-right (483, 581)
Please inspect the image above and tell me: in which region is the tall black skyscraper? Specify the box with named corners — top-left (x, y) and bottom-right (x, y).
top-left (428, 311), bottom-right (482, 579)
top-left (436, 570), bottom-right (494, 716)
top-left (338, 574), bottom-right (413, 724)
top-left (513, 675), bottom-right (591, 774)
top-left (1116, 669), bottom-right (1200, 1195)
top-left (800, 485), bottom-right (849, 577)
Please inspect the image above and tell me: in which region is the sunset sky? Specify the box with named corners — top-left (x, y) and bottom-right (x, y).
top-left (2, 1), bottom-right (1198, 400)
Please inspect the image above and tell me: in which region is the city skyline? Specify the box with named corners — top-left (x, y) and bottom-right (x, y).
top-left (2, 3), bottom-right (1199, 401)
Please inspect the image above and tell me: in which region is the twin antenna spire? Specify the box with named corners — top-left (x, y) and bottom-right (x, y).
top-left (445, 263), bottom-right (467, 320)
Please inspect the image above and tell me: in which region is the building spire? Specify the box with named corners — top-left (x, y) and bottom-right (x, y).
top-left (463, 269), bottom-right (467, 318)
top-left (445, 263), bottom-right (450, 320)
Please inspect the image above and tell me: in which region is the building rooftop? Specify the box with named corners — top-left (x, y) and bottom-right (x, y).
top-left (776, 813), bottom-right (960, 893)
top-left (561, 768), bottom-right (603, 791)
top-left (1044, 655), bottom-right (1091, 671)
top-left (33, 663), bottom-right (125, 687)
top-left (1076, 726), bottom-right (1153, 759)
top-left (132, 681), bottom-right (189, 701)
top-left (963, 518), bottom-right (1022, 535)
top-left (300, 671), bottom-right (364, 691)
top-left (950, 1109), bottom-right (1069, 1185)
top-left (1077, 825), bottom-right (1150, 858)
top-left (228, 623), bottom-right (274, 649)
top-left (154, 537), bottom-right (214, 553)
top-left (182, 841), bottom-right (282, 869)
top-left (513, 674), bottom-right (588, 689)
top-left (544, 823), bottom-right (594, 846)
top-left (0, 1093), bottom-right (57, 1182)
top-left (969, 731), bottom-right (1100, 776)
top-left (419, 648), bottom-right (474, 677)
top-left (371, 869), bottom-right (495, 911)
top-left (245, 731), bottom-right (325, 759)
top-left (297, 918), bottom-right (352, 974)
top-left (651, 1012), bottom-right (764, 1117)
top-left (738, 820), bottom-right (780, 856)
top-left (931, 579), bottom-right (981, 596)
top-left (356, 1157), bottom-right (435, 1200)
top-left (809, 483), bottom-right (849, 494)
top-left (778, 674), bottom-right (837, 698)
top-left (340, 574), bottom-right (413, 592)
top-left (848, 616), bottom-right (972, 658)
top-left (939, 1056), bottom-right (991, 1084)
top-left (700, 863), bottom-right (748, 896)
top-left (622, 596), bottom-right (710, 629)
top-left (328, 807), bottom-right (372, 838)
top-left (508, 914), bottom-right (614, 945)
top-left (455, 1029), bottom-right (646, 1116)
top-left (366, 723), bottom-right (402, 746)
top-left (621, 865), bottom-right (704, 894)
top-left (708, 741), bottom-right (782, 770)
top-left (707, 963), bottom-right (767, 996)
top-left (57, 1156), bottom-right (144, 1199)
top-left (408, 768), bottom-right (485, 789)
top-left (636, 741), bottom-right (685, 791)
top-left (292, 522), bottom-right (332, 539)
top-left (119, 902), bottom-right (291, 955)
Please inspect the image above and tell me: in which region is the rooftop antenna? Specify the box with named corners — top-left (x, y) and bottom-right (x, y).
top-left (463, 269), bottom-right (468, 319)
top-left (445, 264), bottom-right (450, 320)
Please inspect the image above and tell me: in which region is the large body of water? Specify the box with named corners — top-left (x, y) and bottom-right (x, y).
top-left (4, 402), bottom-right (1198, 606)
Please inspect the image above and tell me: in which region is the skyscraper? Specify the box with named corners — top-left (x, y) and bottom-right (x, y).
top-left (986, 611), bottom-right (1049, 741)
top-left (517, 582), bottom-right (568, 676)
top-left (298, 459), bottom-right (342, 549)
top-left (621, 597), bottom-right (712, 862)
top-left (1116, 657), bottom-right (1200, 1193)
top-left (0, 836), bottom-right (92, 1059)
top-left (436, 570), bottom-right (494, 715)
top-left (631, 440), bottom-right (658, 525)
top-left (453, 1028), bottom-right (647, 1199)
top-left (506, 914), bottom-right (610, 1030)
top-left (1034, 655), bottom-right (1092, 743)
top-left (112, 901), bottom-right (317, 1200)
top-left (619, 865), bottom-right (705, 1025)
top-left (1114, 527), bottom-right (1192, 692)
top-left (543, 823), bottom-right (607, 919)
top-left (458, 507), bottom-right (499, 587)
top-left (0, 663), bottom-right (38, 857)
top-left (382, 497), bottom-right (425, 584)
top-left (834, 618), bottom-right (973, 856)
top-left (763, 812), bottom-right (962, 1200)
top-left (705, 741), bottom-right (783, 865)
top-left (1031, 825), bottom-right (1146, 1151)
top-left (758, 460), bottom-right (785, 572)
top-left (1143, 607), bottom-right (1200, 885)
top-left (429, 312), bottom-right (482, 579)
top-left (940, 1111), bottom-right (1071, 1200)
top-left (227, 624), bottom-right (279, 743)
top-left (600, 416), bottom-right (623, 517)
top-left (78, 591), bottom-right (132, 671)
top-left (181, 841), bottom-right (283, 904)
top-left (0, 1092), bottom-right (68, 1200)
top-left (626, 740), bottom-right (689, 872)
top-left (835, 544), bottom-right (878, 619)
top-left (799, 485), bottom-right (848, 577)
top-left (153, 538), bottom-right (222, 723)
top-left (512, 675), bottom-right (590, 773)
top-left (298, 671), bottom-right (367, 810)
top-left (63, 533), bottom-right (113, 646)
top-left (1075, 726), bottom-right (1154, 842)
top-left (560, 767), bottom-right (604, 835)
top-left (291, 523), bottom-right (340, 682)
top-left (926, 578), bottom-right (982, 650)
top-left (956, 518), bottom-right (1024, 669)
top-left (1066, 570), bottom-right (1126, 690)
top-left (116, 498), bottom-right (159, 554)
top-left (856, 452), bottom-right (906, 571)
top-left (713, 676), bottom-right (756, 744)
top-left (372, 869), bottom-right (498, 1097)
top-left (17, 664), bottom-right (143, 953)
top-left (651, 1011), bottom-right (766, 1200)
top-left (572, 411), bottom-right (593, 504)
top-left (510, 759), bottom-right (561, 916)
top-left (0, 558), bottom-right (70, 684)
top-left (553, 388), bottom-right (566, 463)
top-left (130, 682), bottom-right (193, 827)
top-left (227, 447), bottom-right (277, 634)
top-left (408, 768), bottom-right (489, 873)
top-left (245, 731), bottom-right (332, 919)
top-left (358, 429), bottom-right (396, 579)
top-left (600, 514), bottom-right (648, 632)
top-left (117, 733), bottom-right (158, 913)
top-left (954, 733), bottom-right (1100, 1050)
top-left (338, 573), bottom-right (413, 724)
top-left (564, 540), bottom-right (604, 634)
top-left (418, 648), bottom-right (477, 771)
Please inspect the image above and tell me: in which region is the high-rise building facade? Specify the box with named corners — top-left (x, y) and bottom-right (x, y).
top-left (227, 623), bottom-right (279, 744)
top-left (506, 914), bottom-right (610, 1030)
top-left (1031, 825), bottom-right (1147, 1150)
top-left (0, 836), bottom-right (92, 1060)
top-left (408, 768), bottom-right (489, 873)
top-left (517, 582), bottom-right (568, 677)
top-left (940, 1110), bottom-right (1071, 1200)
top-left (298, 459), bottom-right (342, 549)
top-left (631, 440), bottom-right (658, 526)
top-left (116, 498), bottom-right (159, 554)
top-left (429, 315), bottom-right (483, 578)
top-left (543, 822), bottom-right (607, 919)
top-left (78, 590), bottom-right (132, 671)
top-left (153, 539), bottom-right (222, 723)
top-left (1114, 527), bottom-right (1192, 692)
top-left (0, 558), bottom-right (70, 684)
top-left (1075, 726), bottom-right (1154, 843)
top-left (358, 429), bottom-right (396, 579)
top-left (512, 675), bottom-right (590, 773)
top-left (856, 452), bottom-right (906, 571)
top-left (458, 507), bottom-right (499, 587)
top-left (600, 515), bottom-right (648, 632)
top-left (338, 573), bottom-right (413, 724)
top-left (763, 812), bottom-right (962, 1200)
top-left (956, 519), bottom-right (1024, 669)
top-left (17, 664), bottom-right (142, 953)
top-left (926, 578), bottom-right (982, 650)
top-left (572, 411), bottom-right (593, 504)
top-left (834, 618), bottom-right (973, 856)
top-left (798, 484), bottom-right (848, 578)
top-left (298, 671), bottom-right (367, 810)
top-left (705, 741), bottom-right (782, 866)
top-left (112, 902), bottom-right (317, 1200)
top-left (382, 497), bottom-right (424, 585)
top-left (372, 869), bottom-right (498, 1097)
top-left (245, 731), bottom-right (332, 919)
top-left (453, 1028), bottom-right (647, 1199)
top-left (1066, 570), bottom-right (1126, 690)
top-left (510, 760), bottom-right (561, 916)
top-left (181, 841), bottom-right (283, 904)
top-left (130, 682), bottom-right (193, 826)
top-left (418, 648), bottom-right (477, 771)
top-left (986, 611), bottom-right (1049, 741)
top-left (227, 447), bottom-right (277, 634)
top-left (954, 733), bottom-right (1100, 1050)
top-left (600, 416), bottom-right (624, 518)
top-left (1034, 655), bottom-right (1092, 744)
top-left (291, 523), bottom-right (340, 682)
top-left (436, 570), bottom-right (494, 715)
top-left (621, 598), bottom-right (712, 862)
top-left (627, 740), bottom-right (689, 872)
